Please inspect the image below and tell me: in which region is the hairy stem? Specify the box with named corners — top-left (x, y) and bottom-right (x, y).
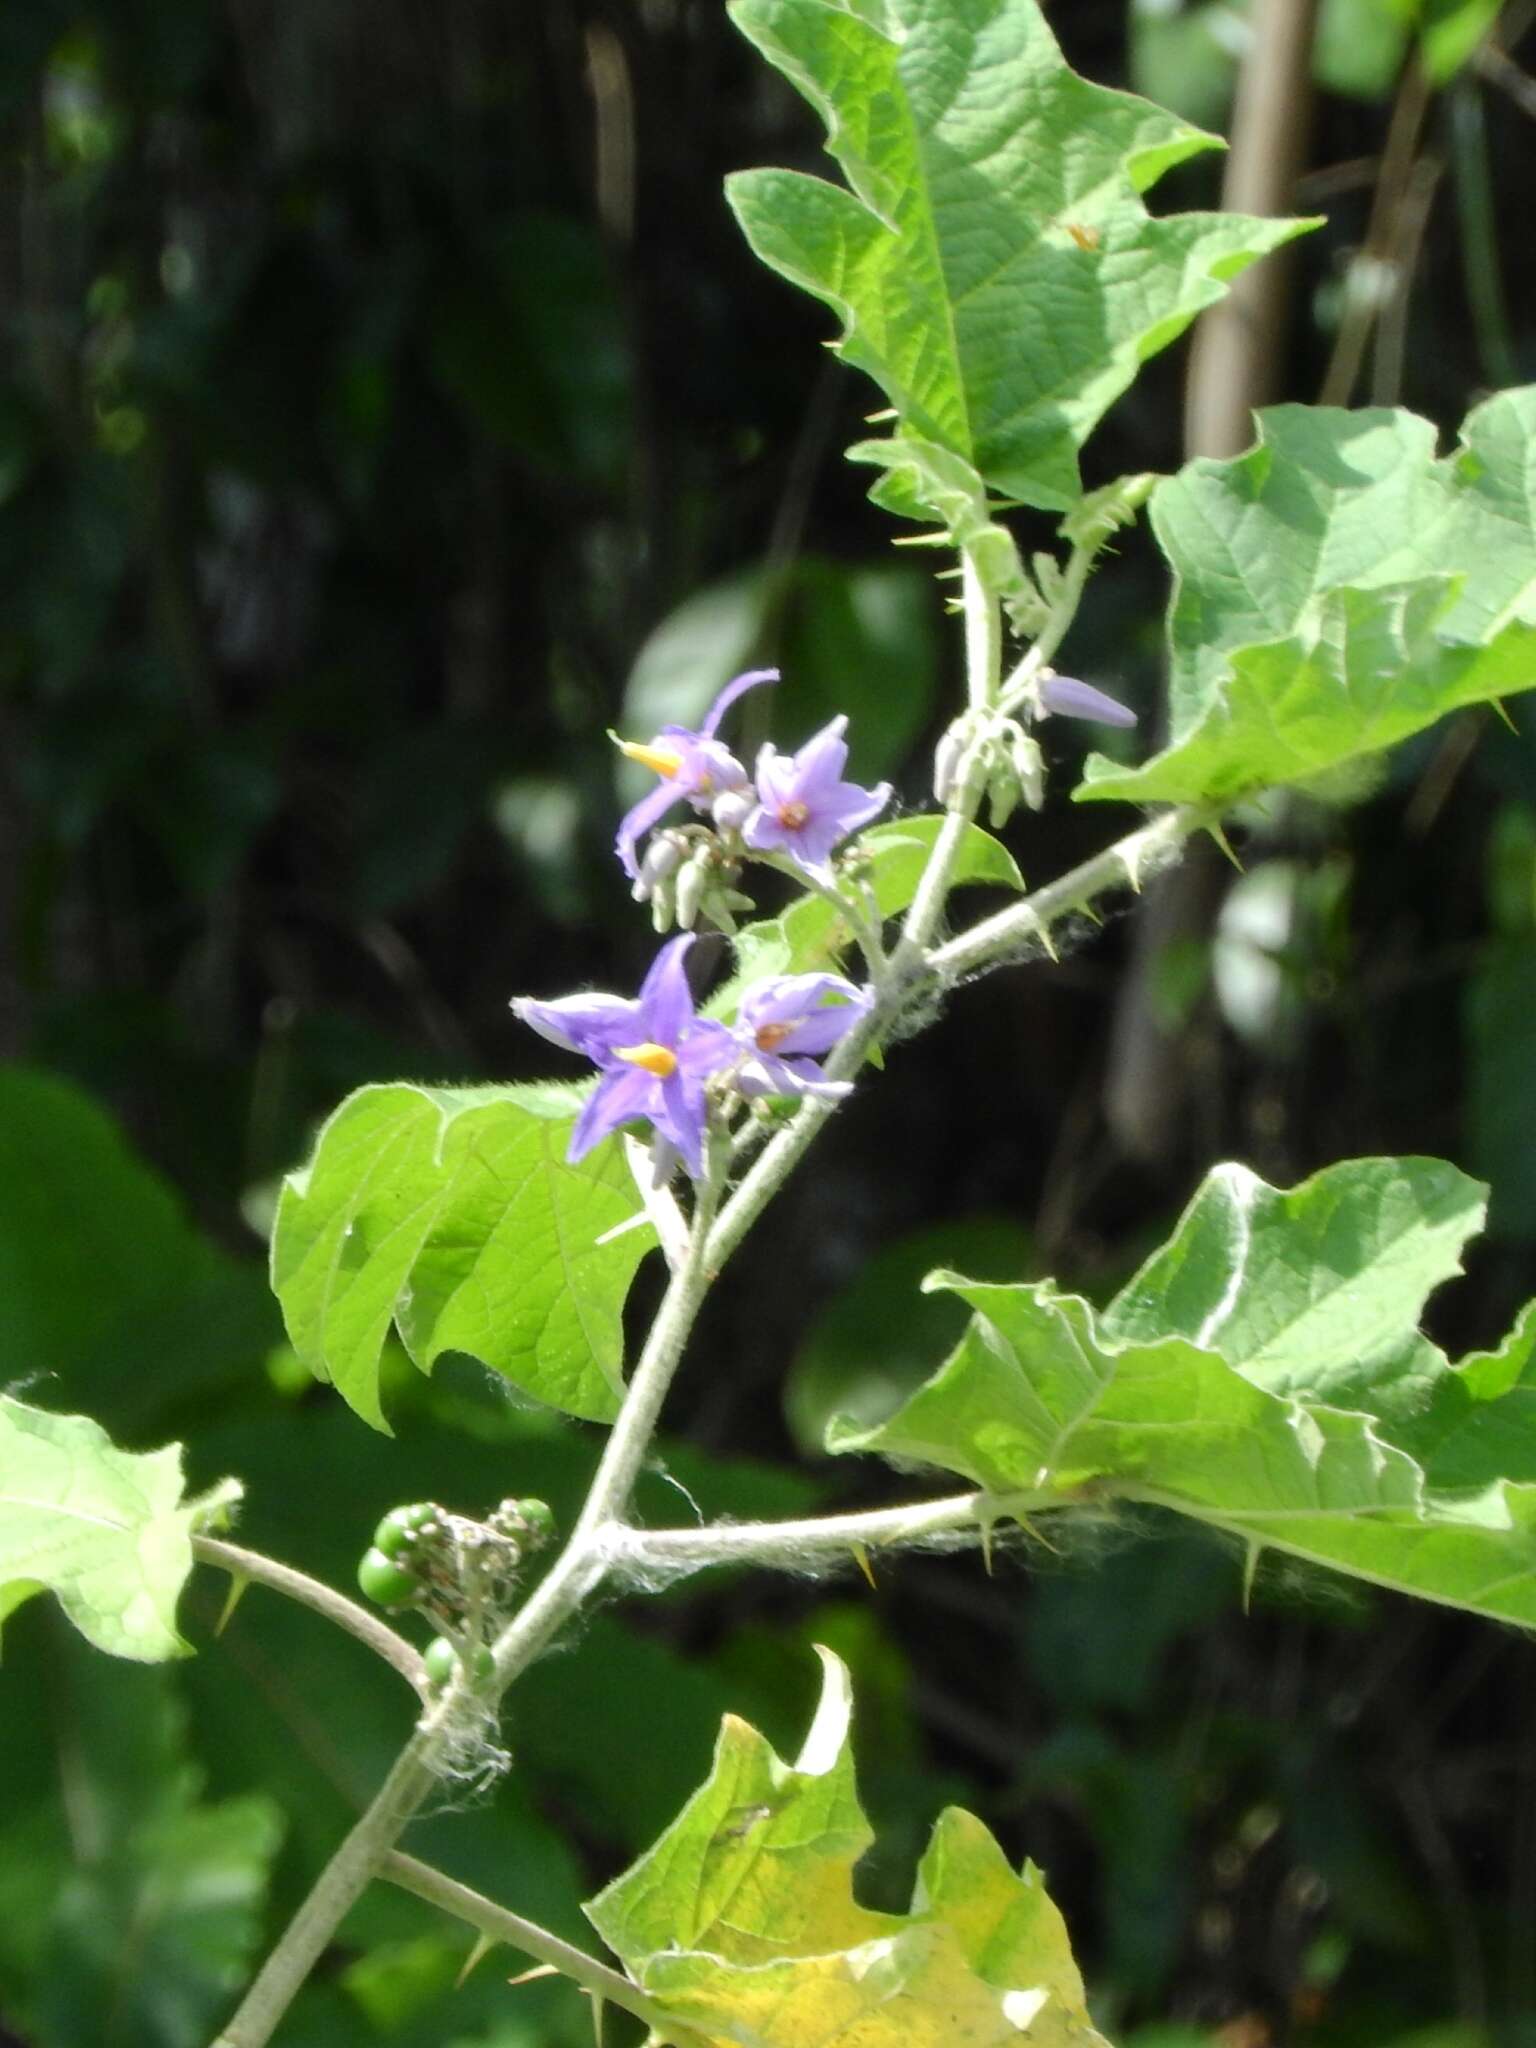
top-left (930, 806), bottom-right (1213, 984)
top-left (895, 552), bottom-right (1001, 967)
top-left (214, 469), bottom-right (1190, 2046)
top-left (999, 532), bottom-right (1100, 712)
top-left (381, 1852), bottom-right (708, 2047)
top-left (207, 1167), bottom-right (724, 2048)
top-left (210, 1722), bottom-right (449, 2047)
top-left (194, 1535), bottom-right (429, 1700)
top-left (608, 1485), bottom-right (1081, 1582)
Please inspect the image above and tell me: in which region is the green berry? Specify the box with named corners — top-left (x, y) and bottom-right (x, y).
top-left (517, 1498), bottom-right (556, 1546)
top-left (423, 1636), bottom-right (494, 1688)
top-left (356, 1547), bottom-right (419, 1607)
top-left (373, 1502), bottom-right (438, 1558)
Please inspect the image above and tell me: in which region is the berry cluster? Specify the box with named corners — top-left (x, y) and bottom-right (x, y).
top-left (356, 1497), bottom-right (557, 1688)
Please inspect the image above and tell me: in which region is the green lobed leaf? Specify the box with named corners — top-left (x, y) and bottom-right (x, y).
top-left (714, 814), bottom-right (1023, 1013)
top-left (0, 1396), bottom-right (238, 1660)
top-left (1102, 1156), bottom-right (1486, 1411)
top-left (271, 1082), bottom-right (655, 1431)
top-left (831, 1157), bottom-right (1536, 1627)
top-left (1079, 388), bottom-right (1536, 805)
top-left (726, 0), bottom-right (1310, 514)
top-left (587, 1647), bottom-right (1107, 2048)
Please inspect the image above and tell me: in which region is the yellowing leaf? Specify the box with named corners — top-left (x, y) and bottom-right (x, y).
top-left (587, 1649), bottom-right (1106, 2048)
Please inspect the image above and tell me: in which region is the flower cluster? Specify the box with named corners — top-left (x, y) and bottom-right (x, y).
top-left (513, 935), bottom-right (870, 1181)
top-left (616, 669), bottom-right (892, 898)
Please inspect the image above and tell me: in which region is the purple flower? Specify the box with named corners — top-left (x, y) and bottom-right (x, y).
top-left (614, 669), bottom-right (779, 880)
top-left (1037, 674), bottom-right (1137, 728)
top-left (735, 973), bottom-right (871, 1099)
top-left (742, 717), bottom-right (891, 881)
top-left (513, 935), bottom-right (736, 1178)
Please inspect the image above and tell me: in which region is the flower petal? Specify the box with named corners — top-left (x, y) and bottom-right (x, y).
top-left (824, 778), bottom-right (891, 836)
top-left (700, 667), bottom-right (779, 738)
top-left (513, 992), bottom-right (638, 1060)
top-left (569, 1065), bottom-right (655, 1162)
top-left (739, 973), bottom-right (871, 1055)
top-left (636, 934), bottom-right (697, 1044)
top-left (788, 716), bottom-right (850, 793)
top-left (655, 1066), bottom-right (708, 1178)
top-left (1038, 675), bottom-right (1138, 728)
top-left (616, 780), bottom-right (686, 880)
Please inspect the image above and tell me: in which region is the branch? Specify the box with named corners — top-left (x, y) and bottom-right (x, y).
top-left (381, 1852), bottom-right (709, 2048)
top-left (607, 1485), bottom-right (1081, 1582)
top-left (929, 806), bottom-right (1213, 985)
top-left (194, 1535), bottom-right (429, 1700)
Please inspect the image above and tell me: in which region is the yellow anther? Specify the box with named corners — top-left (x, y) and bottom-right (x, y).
top-left (615, 1041), bottom-right (678, 1078)
top-left (617, 738), bottom-right (684, 779)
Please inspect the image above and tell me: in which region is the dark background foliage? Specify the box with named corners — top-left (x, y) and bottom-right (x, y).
top-left (3, 3), bottom-right (1536, 2045)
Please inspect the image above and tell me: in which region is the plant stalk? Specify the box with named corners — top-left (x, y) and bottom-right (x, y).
top-left (193, 1535), bottom-right (429, 1699)
top-left (930, 805), bottom-right (1212, 984)
top-left (210, 1722), bottom-right (447, 2047)
top-left (608, 1485), bottom-right (1080, 1581)
top-left (381, 1852), bottom-right (709, 2047)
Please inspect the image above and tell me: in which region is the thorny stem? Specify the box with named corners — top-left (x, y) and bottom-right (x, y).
top-left (194, 1536), bottom-right (430, 1701)
top-left (930, 805), bottom-right (1216, 984)
top-left (210, 1720), bottom-right (454, 2048)
top-left (207, 1166), bottom-right (725, 2048)
top-left (999, 532), bottom-right (1100, 713)
top-left (211, 498), bottom-right (1200, 2048)
top-left (892, 548), bottom-right (1002, 969)
top-left (381, 1853), bottom-right (710, 2048)
top-left (608, 1485), bottom-right (1083, 1582)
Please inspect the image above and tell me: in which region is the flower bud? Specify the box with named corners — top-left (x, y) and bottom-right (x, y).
top-left (932, 724), bottom-right (968, 807)
top-left (1009, 727), bottom-right (1046, 811)
top-left (675, 851), bottom-right (710, 931)
top-left (632, 830), bottom-right (687, 903)
top-left (711, 787), bottom-right (756, 835)
top-left (649, 877), bottom-right (676, 933)
top-left (985, 752), bottom-right (1024, 829)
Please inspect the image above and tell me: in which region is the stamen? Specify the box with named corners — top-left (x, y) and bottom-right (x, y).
top-left (777, 800), bottom-right (810, 830)
top-left (618, 739), bottom-right (685, 779)
top-left (755, 1022), bottom-right (794, 1053)
top-left (615, 1041), bottom-right (678, 1078)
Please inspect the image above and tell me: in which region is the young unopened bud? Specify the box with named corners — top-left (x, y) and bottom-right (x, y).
top-left (711, 787), bottom-right (756, 835)
top-left (675, 851), bottom-right (711, 931)
top-left (1008, 727), bottom-right (1046, 811)
top-left (649, 877), bottom-right (676, 933)
top-left (933, 723), bottom-right (968, 807)
top-left (985, 752), bottom-right (1024, 829)
top-left (632, 830), bottom-right (687, 903)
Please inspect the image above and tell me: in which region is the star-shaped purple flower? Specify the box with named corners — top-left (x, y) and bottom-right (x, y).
top-left (735, 973), bottom-right (872, 1100)
top-left (742, 716), bottom-right (891, 882)
top-left (512, 935), bottom-right (736, 1178)
top-left (614, 668), bottom-right (779, 880)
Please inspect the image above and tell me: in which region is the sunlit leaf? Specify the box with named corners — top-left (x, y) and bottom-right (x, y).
top-left (832, 1158), bottom-right (1536, 1627)
top-left (1079, 388), bottom-right (1536, 804)
top-left (587, 1648), bottom-right (1107, 2048)
top-left (728, 0), bottom-right (1310, 513)
top-left (271, 1083), bottom-right (655, 1430)
top-left (0, 1397), bottom-right (237, 1661)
